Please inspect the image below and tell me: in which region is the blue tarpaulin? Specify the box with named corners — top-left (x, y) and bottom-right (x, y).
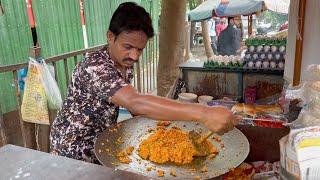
top-left (188, 0), bottom-right (266, 21)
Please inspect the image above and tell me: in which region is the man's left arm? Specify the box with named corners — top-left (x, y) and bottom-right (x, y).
top-left (232, 29), bottom-right (241, 54)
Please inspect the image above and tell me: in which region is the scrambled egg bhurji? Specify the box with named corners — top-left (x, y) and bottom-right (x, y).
top-left (138, 127), bottom-right (218, 165)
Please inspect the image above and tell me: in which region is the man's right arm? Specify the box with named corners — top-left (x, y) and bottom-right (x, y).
top-left (112, 85), bottom-right (239, 134)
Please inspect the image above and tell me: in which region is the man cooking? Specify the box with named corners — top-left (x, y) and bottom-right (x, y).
top-left (50, 2), bottom-right (239, 164)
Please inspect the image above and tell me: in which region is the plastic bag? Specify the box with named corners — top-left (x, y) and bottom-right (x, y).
top-left (21, 60), bottom-right (49, 125)
top-left (38, 59), bottom-right (63, 109)
top-left (284, 64), bottom-right (320, 128)
top-left (305, 64), bottom-right (320, 81)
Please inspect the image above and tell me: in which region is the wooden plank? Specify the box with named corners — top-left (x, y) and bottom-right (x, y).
top-left (0, 105), bottom-right (7, 146)
top-left (141, 52), bottom-right (145, 94)
top-left (35, 124), bottom-right (49, 152)
top-left (148, 42), bottom-right (152, 92)
top-left (293, 0), bottom-right (307, 86)
top-left (136, 61), bottom-right (142, 93)
top-left (146, 43), bottom-right (149, 93)
top-left (52, 62), bottom-right (58, 81)
top-left (45, 44), bottom-right (105, 64)
top-left (152, 39), bottom-right (155, 90)
top-left (155, 35), bottom-right (159, 76)
top-left (0, 44), bottom-right (106, 73)
top-left (0, 62), bottom-right (27, 73)
top-left (63, 58), bottom-right (69, 84)
top-left (248, 15), bottom-right (253, 37)
top-left (133, 64), bottom-right (137, 88)
top-left (73, 56), bottom-right (78, 66)
top-left (12, 70), bottom-right (36, 149)
top-left (35, 109), bottom-right (57, 152)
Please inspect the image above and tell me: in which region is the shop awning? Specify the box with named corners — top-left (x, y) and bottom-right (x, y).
top-left (188, 0), bottom-right (266, 21)
top-left (188, 0), bottom-right (290, 21)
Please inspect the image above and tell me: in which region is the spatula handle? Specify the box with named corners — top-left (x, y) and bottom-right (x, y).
top-left (197, 131), bottom-right (213, 144)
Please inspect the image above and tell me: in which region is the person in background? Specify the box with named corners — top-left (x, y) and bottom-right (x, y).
top-left (279, 21), bottom-right (288, 31)
top-left (207, 17), bottom-right (218, 54)
top-left (217, 16), bottom-right (242, 56)
top-left (216, 18), bottom-right (227, 38)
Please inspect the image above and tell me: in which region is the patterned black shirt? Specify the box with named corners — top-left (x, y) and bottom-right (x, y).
top-left (50, 46), bottom-right (133, 163)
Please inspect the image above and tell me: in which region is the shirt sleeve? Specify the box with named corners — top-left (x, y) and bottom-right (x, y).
top-left (231, 29), bottom-right (241, 54)
top-left (89, 64), bottom-right (128, 103)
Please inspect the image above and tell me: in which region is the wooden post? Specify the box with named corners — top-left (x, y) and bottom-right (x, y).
top-left (184, 21), bottom-right (191, 61)
top-left (151, 38), bottom-right (157, 91)
top-left (73, 56), bottom-right (78, 67)
top-left (0, 105), bottom-right (7, 146)
top-left (136, 61), bottom-right (142, 93)
top-left (0, 0), bottom-right (4, 15)
top-left (51, 62), bottom-right (58, 81)
top-left (248, 15), bottom-right (253, 37)
top-left (146, 43), bottom-right (149, 93)
top-left (293, 0), bottom-right (307, 86)
top-left (201, 19), bottom-right (214, 57)
top-left (63, 58), bottom-right (69, 85)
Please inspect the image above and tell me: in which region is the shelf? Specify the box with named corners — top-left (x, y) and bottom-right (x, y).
top-left (179, 61), bottom-right (284, 75)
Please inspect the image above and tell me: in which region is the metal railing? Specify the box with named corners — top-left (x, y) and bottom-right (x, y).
top-left (134, 35), bottom-right (159, 94)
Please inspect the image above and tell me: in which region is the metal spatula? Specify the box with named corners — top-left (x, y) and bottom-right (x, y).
top-left (189, 130), bottom-right (214, 156)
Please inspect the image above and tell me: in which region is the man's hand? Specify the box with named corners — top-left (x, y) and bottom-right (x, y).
top-left (198, 106), bottom-right (239, 135)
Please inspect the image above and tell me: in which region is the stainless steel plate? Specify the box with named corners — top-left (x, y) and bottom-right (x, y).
top-left (94, 117), bottom-right (249, 179)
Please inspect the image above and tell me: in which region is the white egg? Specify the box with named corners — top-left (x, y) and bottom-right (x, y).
top-left (248, 61), bottom-right (254, 68)
top-left (264, 45), bottom-right (270, 52)
top-left (279, 46), bottom-right (286, 53)
top-left (270, 61), bottom-right (277, 68)
top-left (263, 61), bottom-right (270, 68)
top-left (249, 46), bottom-right (255, 52)
top-left (278, 61), bottom-right (284, 69)
top-left (232, 58), bottom-right (237, 64)
top-left (255, 60), bottom-right (262, 68)
top-left (257, 45), bottom-right (263, 52)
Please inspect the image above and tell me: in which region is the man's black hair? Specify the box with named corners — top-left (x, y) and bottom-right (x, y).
top-left (228, 17), bottom-right (234, 24)
top-left (109, 2), bottom-right (154, 39)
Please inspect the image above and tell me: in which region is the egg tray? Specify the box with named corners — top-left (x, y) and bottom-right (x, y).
top-left (203, 61), bottom-right (244, 70)
top-left (244, 50), bottom-right (286, 56)
top-left (243, 51), bottom-right (286, 62)
top-left (244, 42), bottom-right (287, 47)
top-left (203, 66), bottom-right (244, 71)
top-left (243, 58), bottom-right (285, 64)
top-left (243, 61), bottom-right (285, 72)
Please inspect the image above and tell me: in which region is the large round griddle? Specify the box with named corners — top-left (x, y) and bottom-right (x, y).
top-left (94, 117), bottom-right (249, 179)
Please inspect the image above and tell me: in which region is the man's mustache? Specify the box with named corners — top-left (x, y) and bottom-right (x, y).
top-left (122, 58), bottom-right (138, 63)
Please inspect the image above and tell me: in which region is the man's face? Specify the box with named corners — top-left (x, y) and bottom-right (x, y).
top-left (107, 30), bottom-right (148, 68)
top-left (232, 17), bottom-right (241, 27)
top-left (221, 18), bottom-right (226, 24)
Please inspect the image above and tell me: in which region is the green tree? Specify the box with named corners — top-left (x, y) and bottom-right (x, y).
top-left (258, 11), bottom-right (288, 29)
